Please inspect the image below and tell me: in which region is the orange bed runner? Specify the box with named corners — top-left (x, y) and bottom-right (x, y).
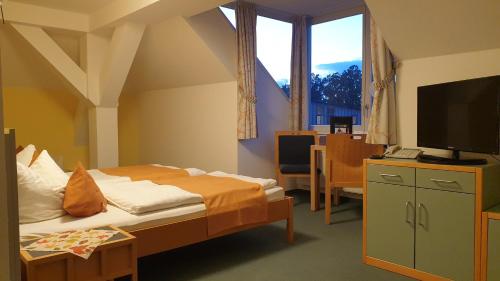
top-left (100, 165), bottom-right (268, 235)
top-left (100, 165), bottom-right (189, 181)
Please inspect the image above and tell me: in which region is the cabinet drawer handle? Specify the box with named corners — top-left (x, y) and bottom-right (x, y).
top-left (380, 173), bottom-right (401, 178)
top-left (430, 178), bottom-right (456, 184)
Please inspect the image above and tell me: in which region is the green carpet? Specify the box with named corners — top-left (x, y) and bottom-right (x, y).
top-left (135, 190), bottom-right (414, 281)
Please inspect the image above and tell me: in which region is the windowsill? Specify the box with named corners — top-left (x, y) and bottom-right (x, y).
top-left (310, 124), bottom-right (366, 135)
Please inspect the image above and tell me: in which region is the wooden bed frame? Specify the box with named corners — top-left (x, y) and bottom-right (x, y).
top-left (19, 194), bottom-right (294, 281)
top-left (13, 146), bottom-right (294, 278)
top-left (130, 196), bottom-right (294, 257)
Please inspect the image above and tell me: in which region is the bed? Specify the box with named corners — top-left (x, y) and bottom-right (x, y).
top-left (19, 166), bottom-right (294, 258)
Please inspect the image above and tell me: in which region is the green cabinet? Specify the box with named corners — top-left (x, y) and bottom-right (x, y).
top-left (487, 219), bottom-right (500, 281)
top-left (367, 164), bottom-right (415, 186)
top-left (367, 182), bottom-right (415, 267)
top-left (415, 188), bottom-right (475, 281)
top-left (416, 168), bottom-right (476, 194)
top-left (366, 163), bottom-right (477, 281)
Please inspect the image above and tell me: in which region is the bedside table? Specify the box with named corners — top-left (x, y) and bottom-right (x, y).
top-left (20, 226), bottom-right (137, 281)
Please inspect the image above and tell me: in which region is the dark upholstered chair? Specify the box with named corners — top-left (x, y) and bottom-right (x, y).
top-left (274, 131), bottom-right (319, 190)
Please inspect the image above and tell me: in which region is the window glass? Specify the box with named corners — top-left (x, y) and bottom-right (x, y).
top-left (220, 6), bottom-right (236, 27)
top-left (220, 7), bottom-right (292, 95)
top-left (311, 14), bottom-right (363, 126)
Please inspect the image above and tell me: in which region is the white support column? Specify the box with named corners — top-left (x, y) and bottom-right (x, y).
top-left (81, 33), bottom-right (110, 106)
top-left (85, 22), bottom-right (144, 168)
top-left (88, 107), bottom-right (119, 168)
top-left (100, 22), bottom-right (145, 107)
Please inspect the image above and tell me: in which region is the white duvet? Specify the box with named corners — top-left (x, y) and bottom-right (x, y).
top-left (96, 179), bottom-right (203, 215)
top-left (208, 171), bottom-right (277, 190)
top-left (89, 166), bottom-right (277, 215)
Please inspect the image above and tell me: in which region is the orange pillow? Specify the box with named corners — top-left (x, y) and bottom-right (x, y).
top-left (63, 163), bottom-right (107, 217)
top-left (28, 150), bottom-right (42, 166)
top-left (16, 145), bottom-right (24, 154)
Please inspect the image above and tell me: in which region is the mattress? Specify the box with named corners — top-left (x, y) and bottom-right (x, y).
top-left (19, 186), bottom-right (285, 240)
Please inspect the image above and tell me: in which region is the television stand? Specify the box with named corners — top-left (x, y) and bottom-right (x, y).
top-left (417, 151), bottom-right (487, 165)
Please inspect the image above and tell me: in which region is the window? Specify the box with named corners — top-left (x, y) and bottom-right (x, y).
top-left (220, 7), bottom-right (292, 95)
top-left (310, 14), bottom-right (364, 127)
top-left (220, 6), bottom-right (236, 27)
top-left (256, 17), bottom-right (292, 95)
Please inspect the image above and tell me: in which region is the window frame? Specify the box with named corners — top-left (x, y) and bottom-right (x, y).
top-left (309, 5), bottom-right (372, 133)
top-left (220, 4), bottom-right (372, 132)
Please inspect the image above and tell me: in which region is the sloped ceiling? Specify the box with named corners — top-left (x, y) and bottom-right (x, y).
top-left (365, 0), bottom-right (500, 60)
top-left (11, 0), bottom-right (114, 13)
top-left (121, 0), bottom-right (232, 25)
top-left (9, 0), bottom-right (232, 28)
top-left (123, 16), bottom-right (235, 93)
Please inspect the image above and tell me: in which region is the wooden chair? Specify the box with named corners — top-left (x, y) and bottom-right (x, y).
top-left (274, 131), bottom-right (319, 191)
top-left (324, 134), bottom-right (384, 224)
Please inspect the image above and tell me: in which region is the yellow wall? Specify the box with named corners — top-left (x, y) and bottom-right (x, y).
top-left (3, 87), bottom-right (89, 170)
top-left (118, 81), bottom-right (239, 173)
top-left (1, 25), bottom-right (89, 170)
top-left (118, 91), bottom-right (140, 166)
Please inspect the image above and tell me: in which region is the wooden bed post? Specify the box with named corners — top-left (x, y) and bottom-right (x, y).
top-left (1, 129), bottom-right (21, 281)
top-left (287, 197), bottom-right (294, 243)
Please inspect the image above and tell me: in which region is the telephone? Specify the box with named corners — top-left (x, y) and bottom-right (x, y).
top-left (384, 145), bottom-right (423, 159)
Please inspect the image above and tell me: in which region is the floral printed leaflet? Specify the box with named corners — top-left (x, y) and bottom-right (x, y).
top-left (22, 229), bottom-right (119, 259)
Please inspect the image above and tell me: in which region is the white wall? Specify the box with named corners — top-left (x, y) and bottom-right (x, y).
top-left (190, 9), bottom-right (290, 178)
top-left (396, 47), bottom-right (500, 158)
top-left (118, 8), bottom-right (291, 178)
top-left (120, 81), bottom-right (239, 173)
top-left (188, 8), bottom-right (237, 76)
top-left (238, 62), bottom-right (290, 178)
top-left (123, 16), bottom-right (234, 93)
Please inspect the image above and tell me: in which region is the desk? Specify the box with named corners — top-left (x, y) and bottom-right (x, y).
top-left (310, 144), bottom-right (326, 211)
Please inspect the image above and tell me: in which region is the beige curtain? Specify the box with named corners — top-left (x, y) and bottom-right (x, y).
top-left (236, 2), bottom-right (257, 140)
top-left (290, 15), bottom-right (309, 131)
top-left (366, 17), bottom-right (397, 145)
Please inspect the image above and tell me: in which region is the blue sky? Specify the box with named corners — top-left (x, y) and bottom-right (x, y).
top-left (220, 7), bottom-right (362, 84)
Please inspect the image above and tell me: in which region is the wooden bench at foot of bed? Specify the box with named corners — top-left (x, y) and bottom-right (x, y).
top-left (130, 196), bottom-right (294, 258)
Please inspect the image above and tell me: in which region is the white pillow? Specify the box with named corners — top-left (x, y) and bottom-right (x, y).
top-left (29, 150), bottom-right (69, 193)
top-left (16, 144), bottom-right (36, 166)
top-left (17, 162), bottom-right (65, 223)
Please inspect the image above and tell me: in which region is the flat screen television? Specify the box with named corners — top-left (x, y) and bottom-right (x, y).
top-left (417, 75), bottom-right (500, 165)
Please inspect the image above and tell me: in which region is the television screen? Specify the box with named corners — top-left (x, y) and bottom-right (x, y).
top-left (417, 75), bottom-right (500, 154)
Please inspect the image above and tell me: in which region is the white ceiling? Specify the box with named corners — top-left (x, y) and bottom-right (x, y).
top-left (120, 0), bottom-right (231, 25)
top-left (365, 0), bottom-right (500, 60)
top-left (11, 0), bottom-right (365, 19)
top-left (10, 0), bottom-right (115, 14)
